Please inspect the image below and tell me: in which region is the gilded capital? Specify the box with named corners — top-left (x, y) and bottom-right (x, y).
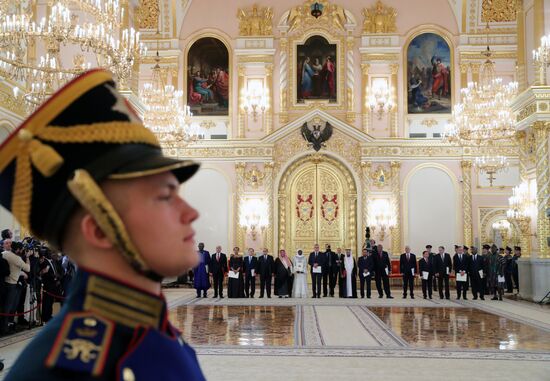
top-left (389, 64), bottom-right (399, 75)
top-left (361, 63), bottom-right (370, 75)
top-left (459, 63), bottom-right (469, 73)
top-left (461, 160), bottom-right (473, 170)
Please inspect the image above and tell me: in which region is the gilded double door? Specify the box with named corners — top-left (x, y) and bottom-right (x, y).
top-left (279, 156), bottom-right (356, 256)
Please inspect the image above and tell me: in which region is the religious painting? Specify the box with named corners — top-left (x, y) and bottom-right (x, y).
top-left (406, 33), bottom-right (451, 114)
top-left (187, 37), bottom-right (229, 116)
top-left (297, 35), bottom-right (337, 103)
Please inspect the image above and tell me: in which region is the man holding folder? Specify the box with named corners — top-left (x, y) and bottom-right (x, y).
top-left (308, 244), bottom-right (325, 298)
top-left (399, 246), bottom-right (416, 299)
top-left (453, 245), bottom-right (470, 300)
top-left (469, 246), bottom-right (486, 300)
top-left (418, 251), bottom-right (434, 299)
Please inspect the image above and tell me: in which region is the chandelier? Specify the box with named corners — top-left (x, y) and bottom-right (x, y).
top-left (242, 79), bottom-right (267, 122)
top-left (507, 180), bottom-right (536, 221)
top-left (442, 25), bottom-right (518, 146)
top-left (474, 155), bottom-right (509, 187)
top-left (0, 0), bottom-right (145, 111)
top-left (139, 33), bottom-right (199, 147)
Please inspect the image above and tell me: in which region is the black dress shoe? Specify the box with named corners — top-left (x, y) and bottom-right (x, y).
top-left (403, 295), bottom-right (407, 299)
top-left (387, 296), bottom-right (394, 299)
top-left (473, 297), bottom-right (477, 300)
top-left (220, 296), bottom-right (224, 299)
top-left (378, 295), bottom-right (383, 298)
top-left (411, 295), bottom-right (415, 299)
top-left (480, 297), bottom-right (485, 300)
top-left (456, 296), bottom-right (461, 300)
top-left (491, 296), bottom-right (498, 300)
top-left (213, 295), bottom-right (218, 298)
top-left (463, 297), bottom-right (468, 300)
top-left (367, 296), bottom-right (371, 299)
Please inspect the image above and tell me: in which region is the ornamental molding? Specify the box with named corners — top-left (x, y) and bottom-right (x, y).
top-left (511, 86), bottom-right (550, 129)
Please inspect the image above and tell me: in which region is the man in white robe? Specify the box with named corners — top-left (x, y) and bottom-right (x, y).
top-left (339, 249), bottom-right (357, 298)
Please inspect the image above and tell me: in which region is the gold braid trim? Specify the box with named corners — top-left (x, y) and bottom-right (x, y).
top-left (39, 122), bottom-right (159, 146)
top-left (13, 151), bottom-right (33, 230)
top-left (67, 169), bottom-right (148, 272)
top-left (6, 121), bottom-right (158, 235)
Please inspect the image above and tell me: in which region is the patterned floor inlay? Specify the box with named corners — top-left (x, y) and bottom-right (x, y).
top-left (168, 305), bottom-right (295, 346)
top-left (370, 306), bottom-right (550, 351)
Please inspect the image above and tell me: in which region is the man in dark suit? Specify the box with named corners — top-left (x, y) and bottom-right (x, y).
top-left (257, 248), bottom-right (274, 298)
top-left (400, 246), bottom-right (416, 299)
top-left (453, 245), bottom-right (470, 300)
top-left (426, 244), bottom-right (437, 292)
top-left (323, 244), bottom-right (338, 297)
top-left (419, 250), bottom-right (434, 299)
top-left (373, 244), bottom-right (393, 298)
top-left (308, 243), bottom-right (325, 298)
top-left (358, 248), bottom-right (374, 298)
top-left (434, 246), bottom-right (452, 299)
top-left (243, 248), bottom-right (258, 298)
top-left (469, 246), bottom-right (486, 300)
top-left (210, 245), bottom-right (228, 298)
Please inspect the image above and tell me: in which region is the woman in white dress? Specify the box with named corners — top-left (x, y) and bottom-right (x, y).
top-left (292, 249), bottom-right (308, 298)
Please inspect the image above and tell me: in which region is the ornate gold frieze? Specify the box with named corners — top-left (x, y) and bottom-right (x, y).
top-left (361, 53), bottom-right (399, 62)
top-left (420, 118), bottom-right (438, 128)
top-left (237, 55), bottom-right (274, 64)
top-left (460, 51), bottom-right (517, 60)
top-left (136, 0), bottom-right (160, 29)
top-left (362, 0), bottom-right (397, 34)
top-left (237, 5), bottom-right (273, 36)
top-left (362, 145), bottom-right (518, 158)
top-left (481, 0), bottom-right (517, 23)
top-left (286, 0), bottom-right (349, 34)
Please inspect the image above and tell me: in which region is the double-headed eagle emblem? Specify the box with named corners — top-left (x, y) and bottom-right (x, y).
top-left (300, 119), bottom-right (333, 151)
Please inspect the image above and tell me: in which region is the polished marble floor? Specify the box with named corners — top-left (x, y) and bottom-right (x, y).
top-left (371, 306), bottom-right (550, 351)
top-left (2, 290), bottom-right (550, 381)
top-left (169, 305), bottom-right (295, 346)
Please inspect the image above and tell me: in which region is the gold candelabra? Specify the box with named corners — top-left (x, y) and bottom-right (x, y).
top-left (0, 0), bottom-right (145, 111)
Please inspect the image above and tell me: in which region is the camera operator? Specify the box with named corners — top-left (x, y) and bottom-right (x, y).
top-left (39, 247), bottom-right (61, 323)
top-left (1, 240), bottom-right (30, 335)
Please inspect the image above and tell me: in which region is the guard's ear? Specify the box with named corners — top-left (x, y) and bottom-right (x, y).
top-left (80, 213), bottom-right (114, 250)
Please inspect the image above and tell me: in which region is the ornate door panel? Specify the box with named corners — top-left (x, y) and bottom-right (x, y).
top-left (287, 161), bottom-right (346, 255)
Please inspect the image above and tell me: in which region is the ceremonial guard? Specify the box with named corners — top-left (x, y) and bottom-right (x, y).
top-left (0, 70), bottom-right (206, 380)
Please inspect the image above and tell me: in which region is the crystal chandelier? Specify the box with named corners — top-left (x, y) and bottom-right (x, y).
top-left (442, 25), bottom-right (518, 146)
top-left (474, 155), bottom-right (509, 187)
top-left (507, 180), bottom-right (536, 221)
top-left (139, 33), bottom-right (199, 147)
top-left (0, 0), bottom-right (145, 111)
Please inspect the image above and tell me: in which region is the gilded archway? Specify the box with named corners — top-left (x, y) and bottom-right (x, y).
top-left (277, 154), bottom-right (357, 256)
